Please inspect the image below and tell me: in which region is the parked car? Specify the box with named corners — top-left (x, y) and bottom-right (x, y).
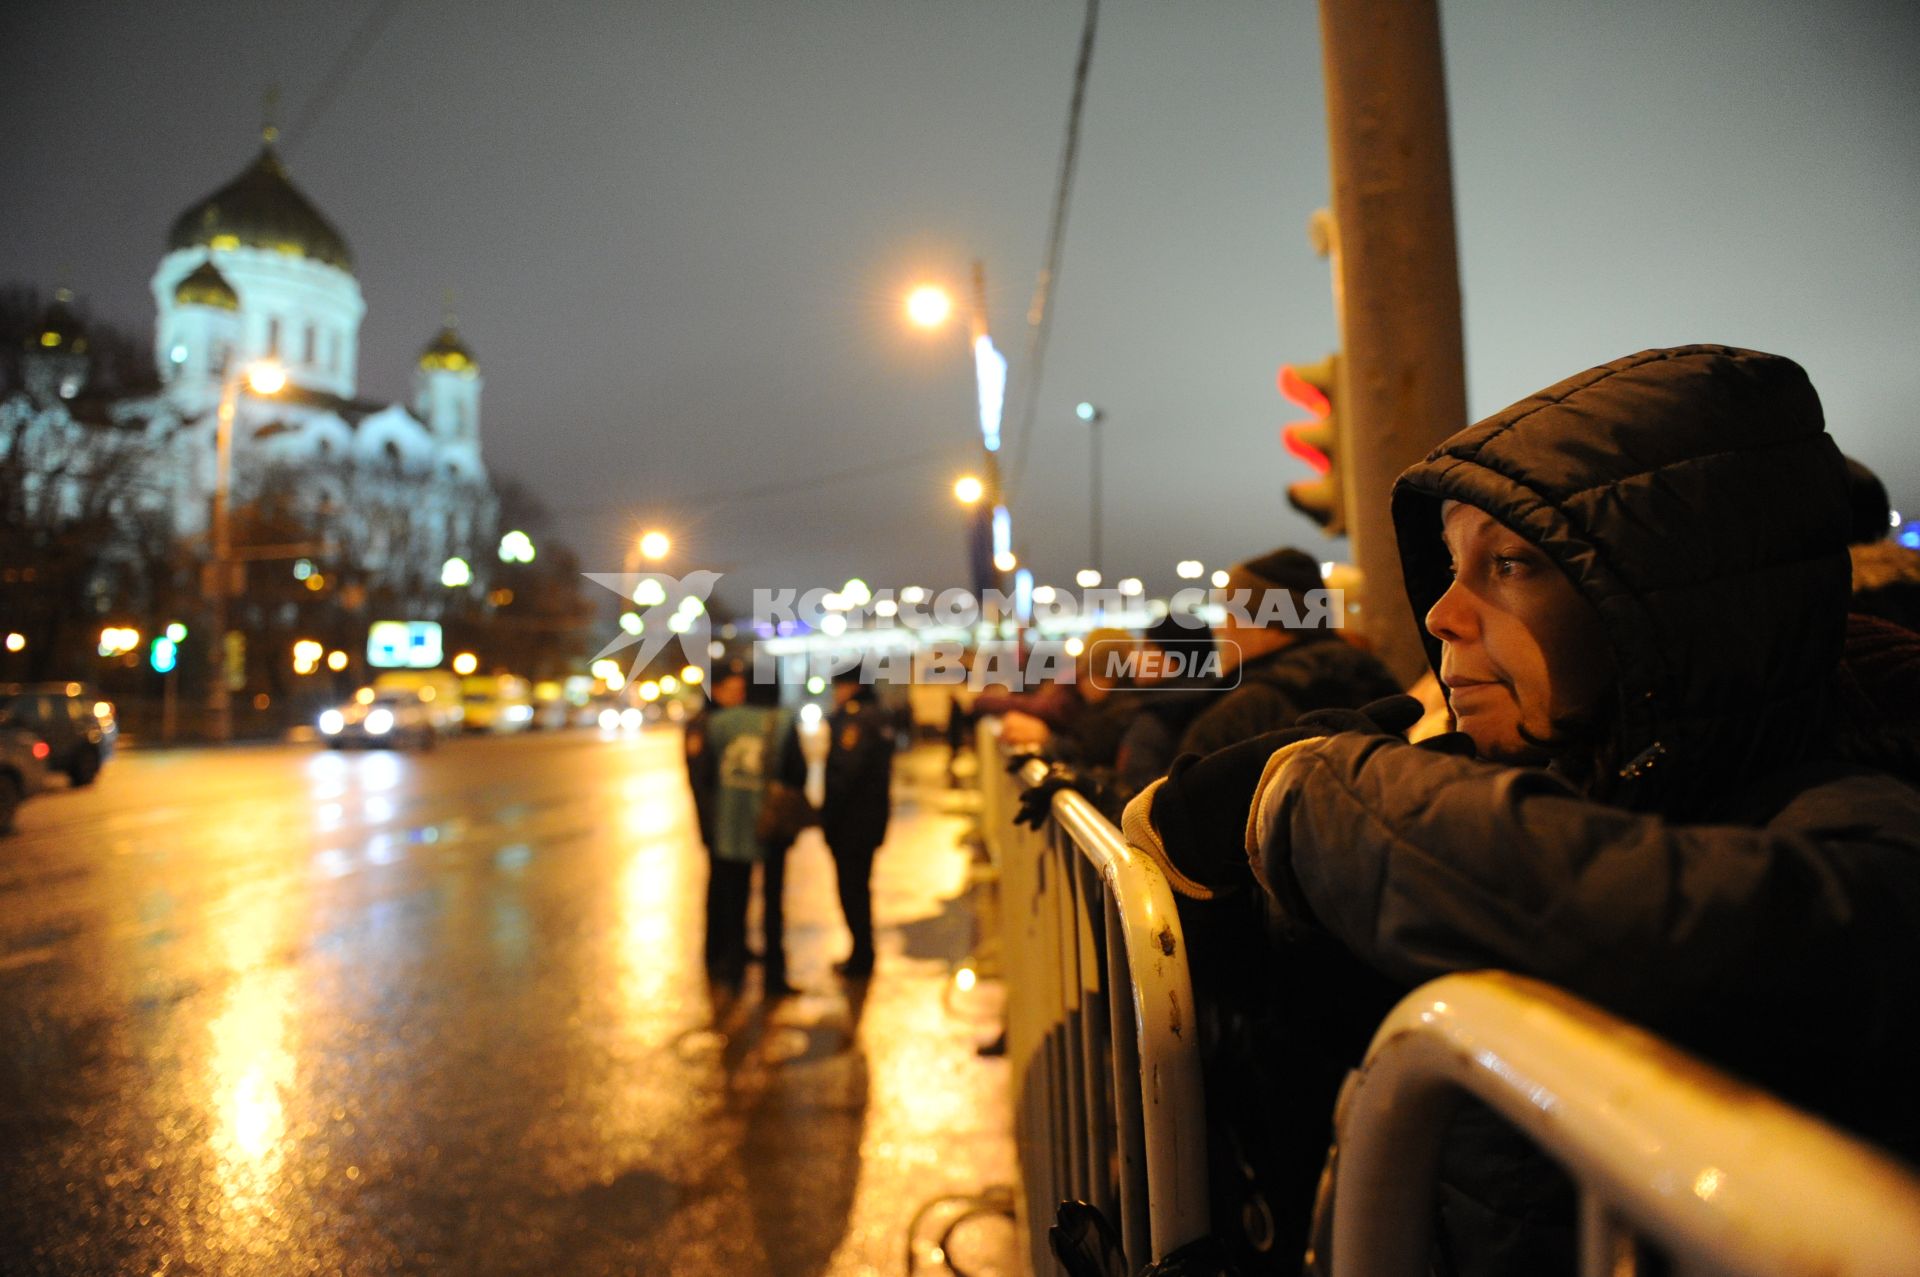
top-left (0, 723), bottom-right (53, 835)
top-left (0, 682), bottom-right (117, 786)
top-left (316, 687), bottom-right (447, 751)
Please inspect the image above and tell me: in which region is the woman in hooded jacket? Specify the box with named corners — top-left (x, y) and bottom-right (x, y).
top-left (1122, 344), bottom-right (1920, 1274)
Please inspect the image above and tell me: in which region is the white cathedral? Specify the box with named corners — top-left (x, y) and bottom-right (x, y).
top-left (4, 127), bottom-right (496, 601)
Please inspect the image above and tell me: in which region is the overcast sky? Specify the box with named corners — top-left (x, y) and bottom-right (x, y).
top-left (4, 0), bottom-right (1916, 612)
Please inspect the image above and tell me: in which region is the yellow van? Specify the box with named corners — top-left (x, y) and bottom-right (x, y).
top-left (460, 674), bottom-right (533, 733)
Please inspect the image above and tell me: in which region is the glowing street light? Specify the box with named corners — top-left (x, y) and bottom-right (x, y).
top-left (441, 557), bottom-right (472, 588)
top-left (246, 360), bottom-right (287, 395)
top-left (953, 474), bottom-right (985, 505)
top-left (639, 530), bottom-right (671, 561)
top-left (1076, 568), bottom-right (1102, 589)
top-left (498, 529), bottom-right (536, 563)
top-left (908, 261), bottom-right (1013, 617)
top-left (452, 652), bottom-right (479, 676)
top-left (905, 284), bottom-right (953, 329)
top-left (4, 632), bottom-right (23, 653)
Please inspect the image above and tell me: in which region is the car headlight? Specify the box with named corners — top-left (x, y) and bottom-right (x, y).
top-left (619, 707), bottom-right (644, 731)
top-left (365, 708), bottom-right (394, 736)
top-left (597, 708), bottom-right (619, 731)
top-left (319, 709), bottom-right (345, 735)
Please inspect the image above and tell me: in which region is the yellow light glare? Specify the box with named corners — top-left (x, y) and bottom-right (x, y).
top-left (639, 681), bottom-right (661, 702)
top-left (355, 687), bottom-right (375, 705)
top-left (326, 650), bottom-right (348, 671)
top-left (953, 475), bottom-right (984, 505)
top-left (5, 632), bottom-right (24, 652)
top-left (639, 530), bottom-right (670, 561)
top-left (681, 665), bottom-right (703, 685)
top-left (955, 966), bottom-right (977, 992)
top-left (659, 675), bottom-right (680, 694)
top-left (906, 285), bottom-right (953, 329)
top-left (452, 652), bottom-right (479, 676)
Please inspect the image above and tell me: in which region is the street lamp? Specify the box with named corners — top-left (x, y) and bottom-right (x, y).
top-left (907, 263), bottom-right (1012, 615)
top-left (906, 285), bottom-right (953, 329)
top-left (1076, 402), bottom-right (1104, 579)
top-left (953, 474), bottom-right (984, 505)
top-left (639, 530), bottom-right (671, 562)
top-left (206, 358), bottom-right (286, 743)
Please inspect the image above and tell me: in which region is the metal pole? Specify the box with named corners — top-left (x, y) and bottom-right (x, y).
top-left (206, 375), bottom-right (238, 743)
top-left (1318, 0), bottom-right (1468, 685)
top-left (1090, 415), bottom-right (1102, 578)
top-left (968, 259), bottom-right (1009, 621)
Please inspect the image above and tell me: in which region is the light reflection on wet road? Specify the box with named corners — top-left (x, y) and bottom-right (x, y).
top-left (0, 731), bottom-right (1016, 1275)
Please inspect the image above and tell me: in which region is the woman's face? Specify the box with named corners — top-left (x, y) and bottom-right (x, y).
top-left (1425, 501), bottom-right (1614, 763)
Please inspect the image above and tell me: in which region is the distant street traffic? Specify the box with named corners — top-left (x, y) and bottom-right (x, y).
top-left (0, 732), bottom-right (1015, 1275)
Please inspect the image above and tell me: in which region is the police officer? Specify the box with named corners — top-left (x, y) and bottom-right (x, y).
top-left (821, 668), bottom-right (895, 978)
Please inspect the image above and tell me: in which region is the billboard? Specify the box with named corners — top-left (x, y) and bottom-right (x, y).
top-left (367, 621), bottom-right (444, 669)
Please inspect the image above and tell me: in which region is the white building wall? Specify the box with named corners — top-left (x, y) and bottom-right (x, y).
top-left (150, 246), bottom-right (366, 399)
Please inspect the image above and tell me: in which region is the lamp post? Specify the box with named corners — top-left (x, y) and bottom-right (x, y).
top-left (206, 359), bottom-right (285, 743)
top-left (1076, 402), bottom-right (1104, 580)
top-left (908, 262), bottom-right (1011, 620)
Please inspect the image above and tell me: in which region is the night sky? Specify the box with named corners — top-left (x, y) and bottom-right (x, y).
top-left (4, 0), bottom-right (1916, 614)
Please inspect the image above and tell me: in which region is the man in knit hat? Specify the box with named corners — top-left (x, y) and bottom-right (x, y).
top-left (1178, 546), bottom-right (1400, 758)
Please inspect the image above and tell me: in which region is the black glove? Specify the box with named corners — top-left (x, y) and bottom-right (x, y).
top-left (1048, 1201), bottom-right (1127, 1277)
top-left (1014, 761), bottom-right (1108, 829)
top-left (1294, 693), bottom-right (1424, 737)
top-left (1295, 692), bottom-right (1475, 756)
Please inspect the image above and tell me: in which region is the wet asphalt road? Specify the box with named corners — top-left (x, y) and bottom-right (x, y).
top-left (0, 730), bottom-right (1017, 1276)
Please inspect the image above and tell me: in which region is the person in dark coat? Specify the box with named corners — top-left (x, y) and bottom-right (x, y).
top-left (1178, 548), bottom-right (1401, 759)
top-left (1110, 611), bottom-right (1227, 801)
top-left (684, 659), bottom-right (748, 974)
top-left (814, 669), bottom-right (897, 978)
top-left (1844, 455), bottom-right (1920, 632)
top-left (707, 672), bottom-right (801, 997)
top-left (1125, 345), bottom-right (1920, 1275)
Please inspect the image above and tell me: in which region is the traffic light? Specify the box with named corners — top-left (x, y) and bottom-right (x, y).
top-left (1278, 353), bottom-right (1344, 536)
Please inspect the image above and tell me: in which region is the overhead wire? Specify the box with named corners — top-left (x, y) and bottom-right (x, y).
top-left (284, 0), bottom-right (407, 150)
top-left (1004, 0), bottom-right (1100, 503)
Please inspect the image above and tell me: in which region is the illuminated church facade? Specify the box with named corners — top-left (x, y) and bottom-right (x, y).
top-left (5, 126), bottom-right (496, 597)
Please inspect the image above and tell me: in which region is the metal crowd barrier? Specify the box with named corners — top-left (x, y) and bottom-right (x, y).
top-left (1333, 972), bottom-right (1920, 1277)
top-left (981, 718), bottom-right (1920, 1277)
top-left (978, 718), bottom-right (1210, 1274)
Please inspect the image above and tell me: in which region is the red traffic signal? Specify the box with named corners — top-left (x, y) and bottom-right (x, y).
top-left (1278, 354), bottom-right (1344, 535)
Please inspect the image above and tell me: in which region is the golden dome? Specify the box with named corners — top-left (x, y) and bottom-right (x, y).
top-left (173, 259), bottom-right (240, 310)
top-left (419, 324), bottom-right (478, 373)
top-left (167, 145), bottom-right (352, 271)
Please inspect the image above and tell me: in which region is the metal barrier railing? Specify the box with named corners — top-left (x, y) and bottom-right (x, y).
top-left (978, 719), bottom-right (1210, 1275)
top-left (1333, 971), bottom-right (1920, 1277)
top-left (982, 720), bottom-right (1920, 1276)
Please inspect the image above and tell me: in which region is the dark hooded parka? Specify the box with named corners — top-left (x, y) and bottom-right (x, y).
top-left (1249, 346), bottom-right (1920, 1271)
